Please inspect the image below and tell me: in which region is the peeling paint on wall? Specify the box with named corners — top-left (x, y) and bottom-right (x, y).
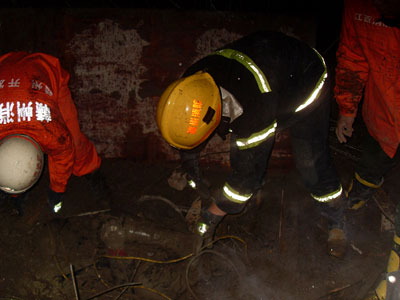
top-left (47, 10), bottom-right (315, 165)
top-left (194, 29), bottom-right (242, 62)
top-left (67, 19), bottom-right (150, 157)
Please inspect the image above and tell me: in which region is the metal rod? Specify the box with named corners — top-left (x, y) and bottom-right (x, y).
top-left (70, 264), bottom-right (80, 300)
top-left (66, 209), bottom-right (111, 218)
top-left (85, 282), bottom-right (142, 300)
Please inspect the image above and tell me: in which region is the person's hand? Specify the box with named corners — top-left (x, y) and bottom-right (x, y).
top-left (336, 115), bottom-right (355, 143)
top-left (189, 179), bottom-right (211, 200)
top-left (47, 188), bottom-right (64, 213)
top-left (194, 207), bottom-right (225, 253)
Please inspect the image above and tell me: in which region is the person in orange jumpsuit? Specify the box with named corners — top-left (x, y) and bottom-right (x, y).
top-left (0, 51), bottom-right (103, 214)
top-left (334, 0), bottom-right (400, 299)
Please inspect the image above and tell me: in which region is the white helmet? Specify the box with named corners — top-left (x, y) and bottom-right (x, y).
top-left (0, 134), bottom-right (44, 194)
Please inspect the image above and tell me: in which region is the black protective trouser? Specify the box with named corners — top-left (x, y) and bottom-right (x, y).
top-left (217, 86), bottom-right (342, 214)
top-left (356, 127), bottom-right (400, 233)
top-left (356, 128), bottom-right (400, 186)
top-left (289, 91), bottom-right (341, 199)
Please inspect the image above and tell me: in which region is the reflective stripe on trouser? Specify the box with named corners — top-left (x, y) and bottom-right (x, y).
top-left (312, 185), bottom-right (343, 202)
top-left (354, 172), bottom-right (383, 189)
top-left (222, 182), bottom-right (253, 204)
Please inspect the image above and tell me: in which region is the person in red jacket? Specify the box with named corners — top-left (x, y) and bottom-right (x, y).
top-left (335, 0), bottom-right (400, 209)
top-left (0, 51), bottom-right (105, 214)
top-left (334, 0), bottom-right (400, 299)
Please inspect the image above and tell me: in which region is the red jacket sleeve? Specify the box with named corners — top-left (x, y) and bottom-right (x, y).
top-left (47, 144), bottom-right (75, 193)
top-left (334, 0), bottom-right (370, 118)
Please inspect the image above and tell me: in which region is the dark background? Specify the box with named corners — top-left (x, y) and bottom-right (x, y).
top-left (2, 0), bottom-right (344, 63)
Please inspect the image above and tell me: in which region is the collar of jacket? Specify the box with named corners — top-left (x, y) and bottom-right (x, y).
top-left (220, 86), bottom-right (243, 122)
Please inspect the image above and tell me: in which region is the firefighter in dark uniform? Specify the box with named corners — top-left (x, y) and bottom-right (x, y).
top-left (157, 31), bottom-right (347, 258)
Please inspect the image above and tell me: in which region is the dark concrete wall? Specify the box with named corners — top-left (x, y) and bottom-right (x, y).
top-left (0, 8), bottom-right (317, 167)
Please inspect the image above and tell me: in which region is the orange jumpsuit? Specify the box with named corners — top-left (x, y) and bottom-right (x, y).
top-left (0, 52), bottom-right (101, 193)
top-left (334, 0), bottom-right (400, 158)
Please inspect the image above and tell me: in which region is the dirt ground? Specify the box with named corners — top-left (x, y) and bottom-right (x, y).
top-left (0, 124), bottom-right (397, 300)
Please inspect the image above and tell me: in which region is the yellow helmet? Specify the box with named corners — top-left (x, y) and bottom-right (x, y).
top-left (157, 71), bottom-right (221, 150)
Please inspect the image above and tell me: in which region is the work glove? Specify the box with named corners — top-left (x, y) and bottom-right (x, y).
top-left (189, 178), bottom-right (212, 200)
top-left (47, 188), bottom-right (64, 213)
top-left (194, 209), bottom-right (224, 253)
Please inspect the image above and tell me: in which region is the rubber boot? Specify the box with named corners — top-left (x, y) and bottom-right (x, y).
top-left (364, 234), bottom-right (400, 300)
top-left (318, 193), bottom-right (347, 258)
top-left (347, 174), bottom-right (382, 210)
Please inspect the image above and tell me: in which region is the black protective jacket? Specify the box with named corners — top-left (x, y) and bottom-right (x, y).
top-left (181, 31), bottom-right (330, 212)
